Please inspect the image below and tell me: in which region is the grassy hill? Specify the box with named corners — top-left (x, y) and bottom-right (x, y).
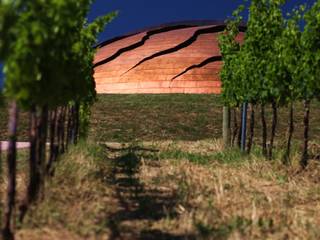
top-left (89, 94), bottom-right (223, 142)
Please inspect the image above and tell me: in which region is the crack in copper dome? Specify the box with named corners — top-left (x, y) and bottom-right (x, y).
top-left (94, 25), bottom-right (198, 68)
top-left (93, 21), bottom-right (245, 94)
top-left (171, 55), bottom-right (222, 81)
top-left (122, 24), bottom-right (245, 75)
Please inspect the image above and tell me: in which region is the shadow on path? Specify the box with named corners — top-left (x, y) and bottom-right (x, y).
top-left (103, 145), bottom-right (195, 240)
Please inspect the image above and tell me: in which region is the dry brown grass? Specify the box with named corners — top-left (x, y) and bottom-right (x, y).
top-left (137, 141), bottom-right (320, 239)
top-left (1, 140), bottom-right (320, 239)
top-left (0, 142), bottom-right (116, 239)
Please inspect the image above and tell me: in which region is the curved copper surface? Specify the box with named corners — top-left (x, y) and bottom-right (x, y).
top-left (94, 21), bottom-right (245, 94)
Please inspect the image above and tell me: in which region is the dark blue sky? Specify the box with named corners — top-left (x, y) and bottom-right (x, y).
top-left (89, 0), bottom-right (316, 42)
top-left (0, 0), bottom-right (317, 89)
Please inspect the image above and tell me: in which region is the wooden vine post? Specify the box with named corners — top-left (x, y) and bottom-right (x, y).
top-left (222, 106), bottom-right (231, 148)
top-left (2, 101), bottom-right (18, 240)
top-left (240, 103), bottom-right (248, 152)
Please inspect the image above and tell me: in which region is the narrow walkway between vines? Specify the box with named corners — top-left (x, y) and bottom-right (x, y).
top-left (102, 143), bottom-right (196, 240)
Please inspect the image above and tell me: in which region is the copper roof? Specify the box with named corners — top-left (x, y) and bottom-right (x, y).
top-left (94, 21), bottom-right (245, 94)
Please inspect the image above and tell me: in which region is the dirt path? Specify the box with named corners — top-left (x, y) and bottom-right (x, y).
top-left (103, 144), bottom-right (195, 240)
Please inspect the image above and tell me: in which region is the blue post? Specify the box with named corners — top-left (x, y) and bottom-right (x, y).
top-left (241, 102), bottom-right (248, 152)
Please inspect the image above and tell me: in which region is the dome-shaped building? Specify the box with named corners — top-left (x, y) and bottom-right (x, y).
top-left (93, 20), bottom-right (245, 94)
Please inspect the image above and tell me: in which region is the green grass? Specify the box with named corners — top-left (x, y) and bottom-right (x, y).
top-left (157, 148), bottom-right (251, 165)
top-left (155, 143), bottom-right (284, 166)
top-left (195, 215), bottom-right (253, 239)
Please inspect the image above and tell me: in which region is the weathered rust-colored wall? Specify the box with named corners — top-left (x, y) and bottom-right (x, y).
top-left (94, 21), bottom-right (245, 94)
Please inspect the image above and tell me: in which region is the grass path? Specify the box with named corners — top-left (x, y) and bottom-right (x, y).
top-left (12, 140), bottom-right (320, 239)
top-left (102, 143), bottom-right (188, 239)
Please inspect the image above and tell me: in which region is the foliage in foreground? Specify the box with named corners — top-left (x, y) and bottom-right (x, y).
top-left (219, 0), bottom-right (320, 167)
top-left (0, 0), bottom-right (116, 239)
